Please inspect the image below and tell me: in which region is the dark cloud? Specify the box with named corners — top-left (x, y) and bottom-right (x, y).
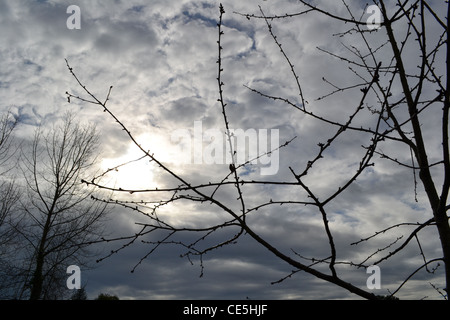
top-left (0, 0), bottom-right (446, 300)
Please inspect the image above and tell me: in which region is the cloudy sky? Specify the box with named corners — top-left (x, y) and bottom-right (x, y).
top-left (0, 0), bottom-right (447, 300)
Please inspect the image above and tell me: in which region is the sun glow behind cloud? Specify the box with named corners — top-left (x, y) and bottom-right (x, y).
top-left (99, 131), bottom-right (193, 190)
top-left (101, 139), bottom-right (156, 191)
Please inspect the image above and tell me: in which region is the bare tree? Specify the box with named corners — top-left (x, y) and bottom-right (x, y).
top-left (16, 112), bottom-right (109, 300)
top-left (0, 110), bottom-right (19, 235)
top-left (66, 1), bottom-right (449, 300)
top-left (0, 110), bottom-right (19, 229)
top-left (0, 110), bottom-right (21, 298)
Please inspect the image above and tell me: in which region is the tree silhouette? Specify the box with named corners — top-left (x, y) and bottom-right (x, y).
top-left (15, 112), bottom-right (109, 300)
top-left (94, 293), bottom-right (119, 300)
top-left (0, 110), bottom-right (21, 298)
top-left (70, 287), bottom-right (88, 300)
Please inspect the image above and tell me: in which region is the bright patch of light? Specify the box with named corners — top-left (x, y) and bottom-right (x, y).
top-left (101, 139), bottom-right (156, 190)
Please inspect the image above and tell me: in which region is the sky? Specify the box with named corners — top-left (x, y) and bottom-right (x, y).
top-left (0, 0), bottom-right (448, 300)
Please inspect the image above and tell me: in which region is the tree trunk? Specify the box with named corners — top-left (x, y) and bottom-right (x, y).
top-left (381, 1), bottom-right (450, 295)
top-left (29, 208), bottom-right (53, 300)
top-left (435, 205), bottom-right (450, 294)
top-left (29, 251), bottom-right (45, 300)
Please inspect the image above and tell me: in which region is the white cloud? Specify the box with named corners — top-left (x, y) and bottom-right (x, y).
top-left (0, 0), bottom-right (447, 300)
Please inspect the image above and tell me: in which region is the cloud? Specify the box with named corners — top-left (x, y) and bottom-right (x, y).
top-left (0, 0), bottom-right (447, 300)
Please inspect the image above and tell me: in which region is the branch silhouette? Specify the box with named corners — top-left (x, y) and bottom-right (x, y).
top-left (65, 1), bottom-right (449, 299)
